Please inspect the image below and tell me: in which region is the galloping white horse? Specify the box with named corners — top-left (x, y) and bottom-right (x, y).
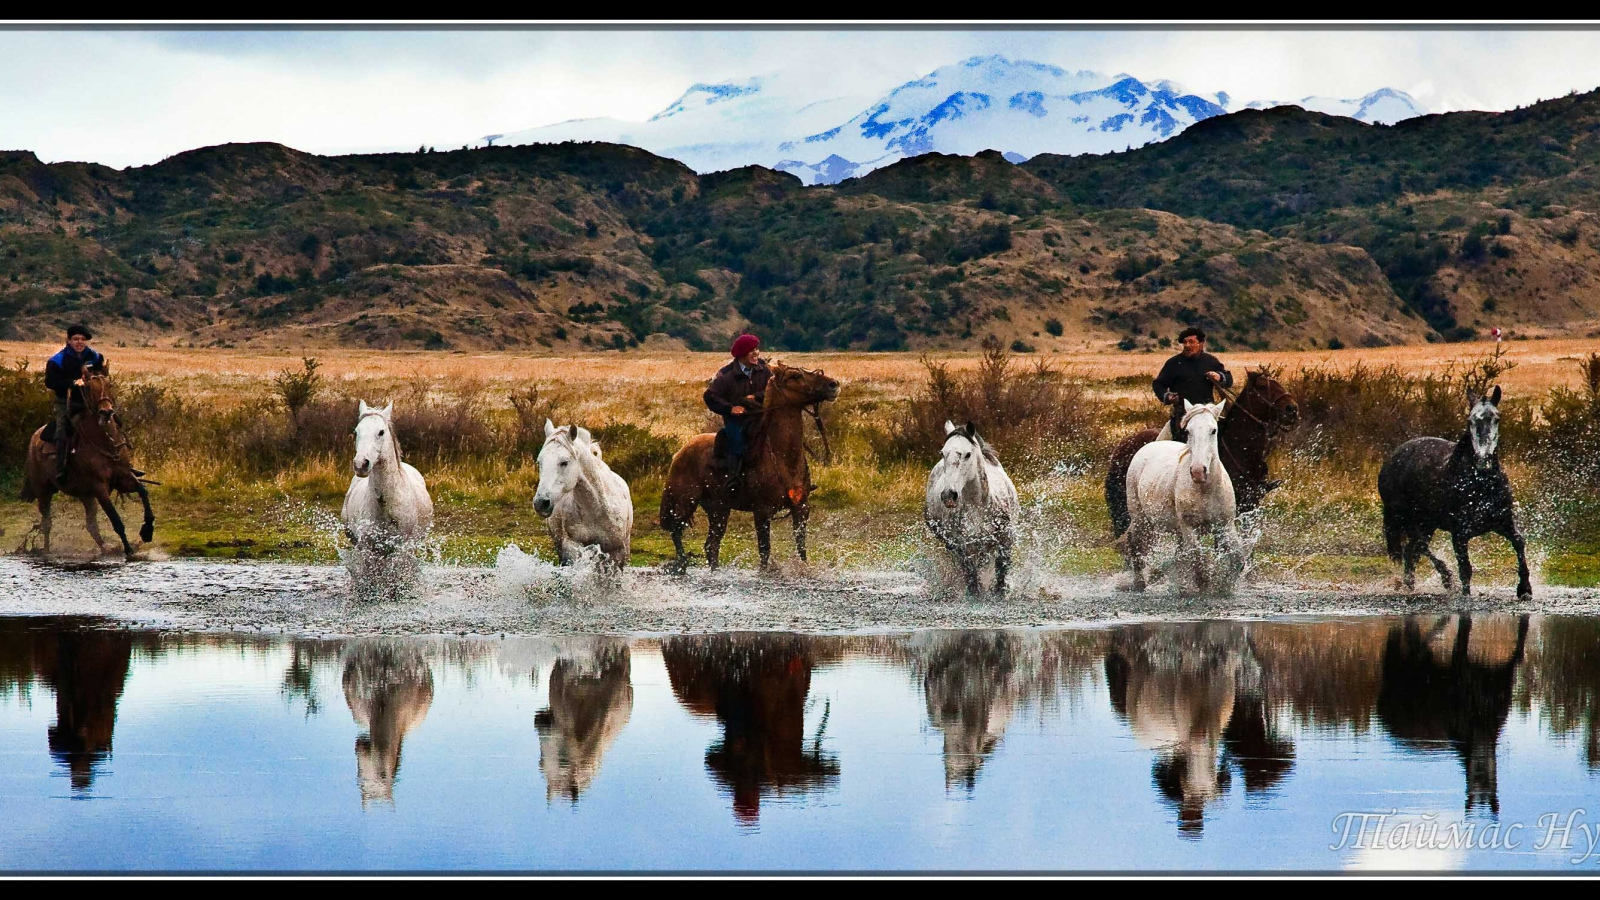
top-left (533, 419), bottom-right (633, 570)
top-left (1123, 401), bottom-right (1243, 593)
top-left (342, 400), bottom-right (434, 556)
top-left (924, 421), bottom-right (1021, 597)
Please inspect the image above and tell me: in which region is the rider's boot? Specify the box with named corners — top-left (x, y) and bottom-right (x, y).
top-left (53, 440), bottom-right (70, 489)
top-left (727, 454), bottom-right (745, 491)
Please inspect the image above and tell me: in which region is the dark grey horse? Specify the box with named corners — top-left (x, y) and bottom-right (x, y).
top-left (1377, 386), bottom-right (1533, 600)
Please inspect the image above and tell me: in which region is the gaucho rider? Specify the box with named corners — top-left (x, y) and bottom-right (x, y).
top-left (44, 324), bottom-right (109, 487)
top-left (704, 333), bottom-right (769, 486)
top-left (1152, 326), bottom-right (1232, 442)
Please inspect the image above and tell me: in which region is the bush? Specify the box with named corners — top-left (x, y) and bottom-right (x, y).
top-left (0, 360), bottom-right (53, 481)
top-left (590, 421), bottom-right (676, 481)
top-left (1117, 336), bottom-right (1138, 351)
top-left (878, 336), bottom-right (1101, 474)
top-left (272, 357), bottom-right (323, 433)
top-left (1326, 336), bottom-right (1346, 350)
top-left (1044, 317), bottom-right (1064, 337)
top-left (1010, 339), bottom-right (1035, 353)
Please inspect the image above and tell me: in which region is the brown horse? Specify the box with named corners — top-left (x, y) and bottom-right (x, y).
top-left (1104, 367), bottom-right (1298, 540)
top-left (660, 362), bottom-right (840, 570)
top-left (19, 368), bottom-right (154, 558)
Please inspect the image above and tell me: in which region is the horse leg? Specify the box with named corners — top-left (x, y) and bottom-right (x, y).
top-left (754, 511), bottom-right (773, 570)
top-left (1125, 520), bottom-right (1150, 592)
top-left (80, 496), bottom-right (109, 555)
top-left (994, 527), bottom-right (1014, 598)
top-left (96, 491), bottom-right (134, 558)
top-left (1450, 531), bottom-right (1473, 597)
top-left (1399, 530), bottom-right (1427, 591)
top-left (1175, 523), bottom-right (1203, 594)
top-left (792, 505), bottom-right (809, 562)
top-left (38, 494), bottom-right (53, 556)
top-left (136, 483), bottom-right (155, 544)
top-left (704, 506), bottom-right (730, 570)
top-left (669, 525), bottom-right (689, 573)
top-left (1500, 521), bottom-right (1533, 601)
top-left (1423, 543), bottom-right (1455, 591)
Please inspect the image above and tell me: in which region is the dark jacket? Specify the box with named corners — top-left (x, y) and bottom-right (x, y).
top-left (44, 345), bottom-right (108, 399)
top-left (1152, 351), bottom-right (1232, 405)
top-left (704, 358), bottom-right (770, 420)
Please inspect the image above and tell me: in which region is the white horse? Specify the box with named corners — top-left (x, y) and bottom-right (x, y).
top-left (342, 400), bottom-right (435, 556)
top-left (924, 421), bottom-right (1021, 597)
top-left (533, 419), bottom-right (633, 570)
top-left (1123, 400), bottom-right (1243, 593)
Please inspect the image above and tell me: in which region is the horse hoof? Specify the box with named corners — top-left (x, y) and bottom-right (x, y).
top-left (140, 524), bottom-right (154, 543)
top-left (1518, 588), bottom-right (1533, 602)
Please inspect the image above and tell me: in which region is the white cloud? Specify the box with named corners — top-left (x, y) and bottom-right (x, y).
top-left (3, 27), bottom-right (1599, 169)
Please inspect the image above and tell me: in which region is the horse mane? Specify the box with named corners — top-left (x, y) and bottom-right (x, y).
top-left (947, 430), bottom-right (1001, 467)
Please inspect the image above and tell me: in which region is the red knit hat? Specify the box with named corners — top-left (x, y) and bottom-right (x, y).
top-left (730, 333), bottom-right (760, 358)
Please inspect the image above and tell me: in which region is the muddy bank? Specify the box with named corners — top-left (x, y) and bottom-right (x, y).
top-left (3, 553), bottom-right (1597, 637)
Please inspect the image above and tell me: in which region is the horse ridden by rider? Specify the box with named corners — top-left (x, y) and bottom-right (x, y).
top-left (661, 332), bottom-right (840, 571)
top-left (21, 324), bottom-right (155, 558)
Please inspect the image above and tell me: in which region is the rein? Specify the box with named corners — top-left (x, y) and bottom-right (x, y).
top-left (750, 377), bottom-right (833, 467)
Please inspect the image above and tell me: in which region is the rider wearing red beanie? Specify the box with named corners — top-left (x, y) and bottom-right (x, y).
top-left (705, 334), bottom-right (769, 485)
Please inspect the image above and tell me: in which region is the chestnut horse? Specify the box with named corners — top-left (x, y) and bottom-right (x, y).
top-left (1105, 367), bottom-right (1298, 540)
top-left (660, 363), bottom-right (840, 570)
top-left (20, 368), bottom-right (154, 558)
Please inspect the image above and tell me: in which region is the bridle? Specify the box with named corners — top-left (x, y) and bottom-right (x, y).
top-left (752, 365), bottom-right (836, 466)
top-left (73, 371), bottom-right (132, 458)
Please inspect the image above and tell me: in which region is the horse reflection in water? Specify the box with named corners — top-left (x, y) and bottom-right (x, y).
top-left (662, 634), bottom-right (840, 825)
top-left (341, 641), bottom-right (435, 807)
top-left (534, 639), bottom-right (634, 803)
top-left (912, 631), bottom-right (1024, 790)
top-left (0, 617), bottom-right (134, 792)
top-left (1376, 614), bottom-right (1530, 817)
top-left (1104, 624), bottom-right (1294, 837)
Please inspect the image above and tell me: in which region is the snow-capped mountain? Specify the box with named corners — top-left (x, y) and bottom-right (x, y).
top-left (770, 56), bottom-right (1228, 183)
top-left (1235, 88), bottom-right (1426, 126)
top-left (486, 71), bottom-right (879, 176)
top-left (483, 56), bottom-right (1428, 185)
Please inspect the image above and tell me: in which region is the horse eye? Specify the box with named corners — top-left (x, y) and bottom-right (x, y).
top-left (560, 460), bottom-right (568, 467)
top-left (378, 430), bottom-right (385, 436)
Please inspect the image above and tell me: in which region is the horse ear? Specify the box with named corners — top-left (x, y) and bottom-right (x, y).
top-left (544, 418), bottom-right (555, 438)
top-left (568, 424), bottom-right (579, 442)
top-left (1467, 389), bottom-right (1480, 408)
top-left (963, 421), bottom-right (976, 438)
top-left (358, 399), bottom-right (370, 416)
top-left (944, 420), bottom-right (957, 435)
top-left (380, 401), bottom-right (393, 418)
top-left (1490, 385), bottom-right (1502, 406)
top-left (1184, 399), bottom-right (1195, 413)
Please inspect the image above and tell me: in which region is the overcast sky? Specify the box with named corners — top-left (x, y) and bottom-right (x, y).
top-left (5, 26), bottom-right (1600, 170)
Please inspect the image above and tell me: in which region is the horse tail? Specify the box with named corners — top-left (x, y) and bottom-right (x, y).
top-left (1382, 505), bottom-right (1405, 563)
top-left (1105, 457), bottom-right (1131, 539)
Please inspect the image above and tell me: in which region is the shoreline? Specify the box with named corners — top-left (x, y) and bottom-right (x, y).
top-left (4, 555), bottom-right (1594, 639)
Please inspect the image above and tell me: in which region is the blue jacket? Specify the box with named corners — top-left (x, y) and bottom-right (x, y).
top-left (44, 345), bottom-right (107, 398)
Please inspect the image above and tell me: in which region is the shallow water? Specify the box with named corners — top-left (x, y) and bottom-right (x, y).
top-left (5, 612), bottom-right (1600, 872)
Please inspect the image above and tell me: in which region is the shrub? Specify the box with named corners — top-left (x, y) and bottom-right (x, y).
top-left (878, 337), bottom-right (1100, 474)
top-left (0, 360), bottom-right (53, 481)
top-left (271, 357), bottom-right (323, 434)
top-left (590, 421), bottom-right (676, 481)
top-left (1044, 317), bottom-right (1064, 337)
top-left (1010, 339), bottom-right (1036, 353)
top-left (1117, 336), bottom-right (1138, 351)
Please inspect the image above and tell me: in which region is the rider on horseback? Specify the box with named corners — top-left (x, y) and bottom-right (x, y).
top-left (1152, 326), bottom-right (1231, 442)
top-left (43, 324), bottom-right (108, 489)
top-left (704, 333), bottom-right (769, 487)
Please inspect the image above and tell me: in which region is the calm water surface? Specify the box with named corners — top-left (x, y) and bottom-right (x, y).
top-left (4, 614), bottom-right (1600, 872)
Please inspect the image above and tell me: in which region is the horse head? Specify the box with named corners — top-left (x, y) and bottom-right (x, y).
top-left (351, 400), bottom-right (397, 478)
top-left (1464, 385), bottom-right (1502, 470)
top-left (534, 419), bottom-right (590, 518)
top-left (78, 367), bottom-right (117, 424)
top-left (934, 420), bottom-right (991, 510)
top-left (1181, 401), bottom-right (1225, 485)
top-left (1241, 367), bottom-right (1299, 433)
top-left (768, 363), bottom-right (840, 406)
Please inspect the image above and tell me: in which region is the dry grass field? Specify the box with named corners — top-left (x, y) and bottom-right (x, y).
top-left (1, 336), bottom-right (1596, 587)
